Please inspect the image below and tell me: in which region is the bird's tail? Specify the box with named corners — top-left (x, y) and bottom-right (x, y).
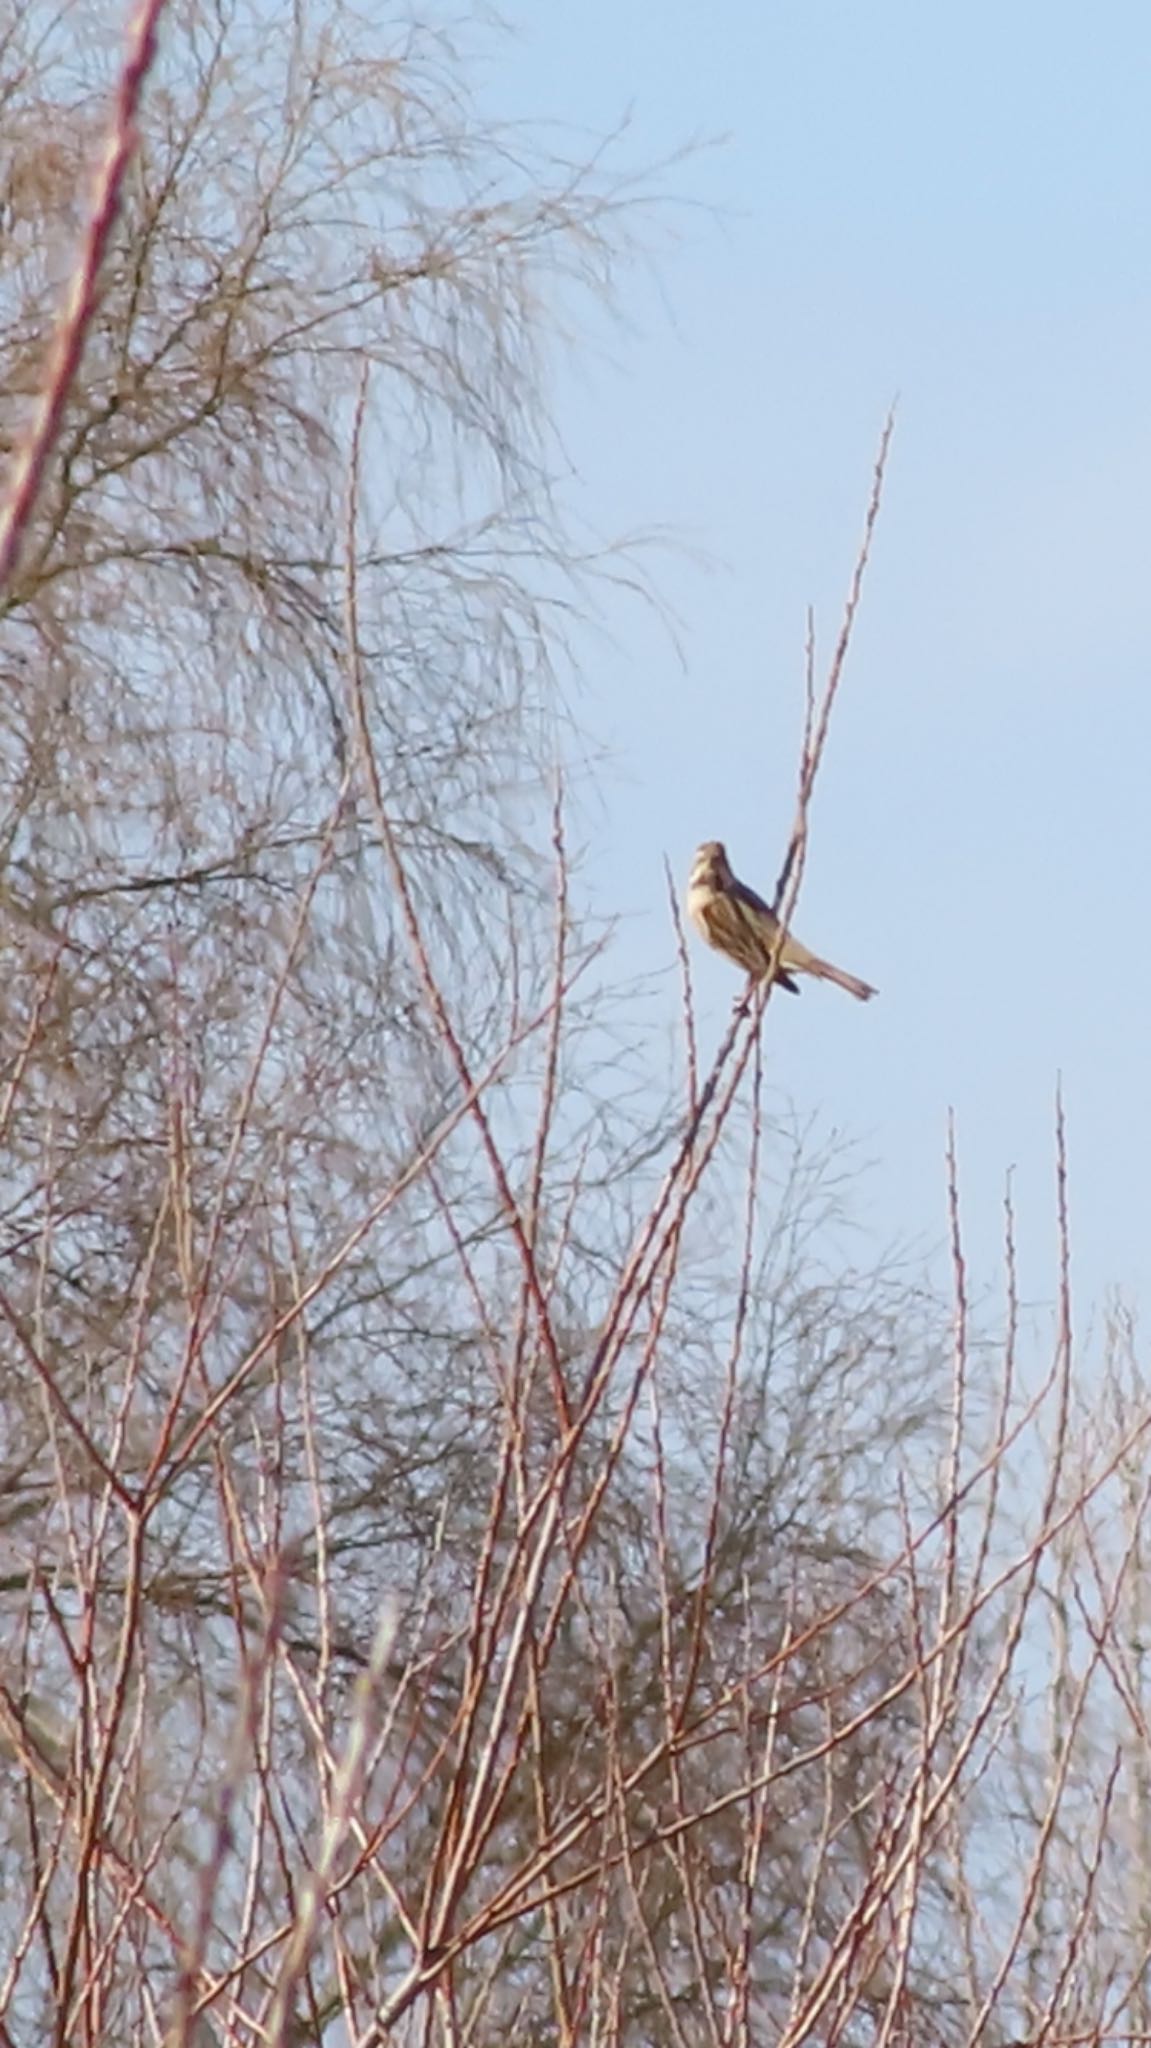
top-left (802, 954), bottom-right (878, 1002)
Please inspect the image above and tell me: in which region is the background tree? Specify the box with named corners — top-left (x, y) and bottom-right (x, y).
top-left (4, 6), bottom-right (1151, 2048)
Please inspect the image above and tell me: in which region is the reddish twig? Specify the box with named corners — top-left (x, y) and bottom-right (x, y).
top-left (0, 0), bottom-right (170, 593)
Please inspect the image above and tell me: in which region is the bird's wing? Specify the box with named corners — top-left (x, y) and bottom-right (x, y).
top-left (730, 876), bottom-right (779, 925)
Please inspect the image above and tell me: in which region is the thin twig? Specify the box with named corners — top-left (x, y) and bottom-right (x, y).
top-left (0, 0), bottom-right (170, 592)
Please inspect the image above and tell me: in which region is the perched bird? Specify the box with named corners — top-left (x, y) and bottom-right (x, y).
top-left (687, 840), bottom-right (877, 1001)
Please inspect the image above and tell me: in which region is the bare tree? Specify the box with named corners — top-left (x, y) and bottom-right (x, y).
top-left (7, 7), bottom-right (1151, 2048)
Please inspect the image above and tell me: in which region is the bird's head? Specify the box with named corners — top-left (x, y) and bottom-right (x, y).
top-left (691, 840), bottom-right (732, 888)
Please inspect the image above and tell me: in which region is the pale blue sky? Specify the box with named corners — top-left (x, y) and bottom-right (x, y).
top-left (490, 1), bottom-right (1151, 1320)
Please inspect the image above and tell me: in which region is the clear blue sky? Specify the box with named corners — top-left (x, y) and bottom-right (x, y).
top-left (489, 0), bottom-right (1151, 1323)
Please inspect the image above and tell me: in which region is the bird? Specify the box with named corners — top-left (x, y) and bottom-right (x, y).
top-left (687, 841), bottom-right (877, 1001)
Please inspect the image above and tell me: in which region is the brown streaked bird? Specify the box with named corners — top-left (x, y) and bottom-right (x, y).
top-left (687, 840), bottom-right (877, 1001)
